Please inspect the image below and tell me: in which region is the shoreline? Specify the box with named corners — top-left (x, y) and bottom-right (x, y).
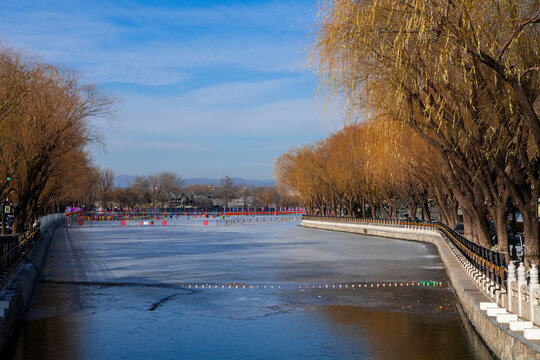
top-left (301, 219), bottom-right (540, 359)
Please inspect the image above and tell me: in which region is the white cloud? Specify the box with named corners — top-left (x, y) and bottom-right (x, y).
top-left (119, 96), bottom-right (330, 137)
top-left (109, 140), bottom-right (212, 152)
top-left (113, 78), bottom-right (342, 136)
top-left (0, 0), bottom-right (315, 86)
top-left (0, 1), bottom-right (337, 179)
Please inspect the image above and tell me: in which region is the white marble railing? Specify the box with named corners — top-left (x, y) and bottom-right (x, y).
top-left (302, 217), bottom-right (540, 340)
top-left (507, 262), bottom-right (540, 326)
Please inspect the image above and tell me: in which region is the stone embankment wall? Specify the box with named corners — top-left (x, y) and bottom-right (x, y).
top-left (0, 214), bottom-right (64, 352)
top-left (301, 219), bottom-right (540, 360)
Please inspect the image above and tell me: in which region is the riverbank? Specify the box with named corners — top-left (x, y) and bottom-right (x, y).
top-left (0, 215), bottom-right (64, 353)
top-left (301, 218), bottom-right (540, 359)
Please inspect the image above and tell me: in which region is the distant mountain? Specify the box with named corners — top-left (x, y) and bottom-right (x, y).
top-left (184, 178), bottom-right (275, 187)
top-left (113, 175), bottom-right (274, 188)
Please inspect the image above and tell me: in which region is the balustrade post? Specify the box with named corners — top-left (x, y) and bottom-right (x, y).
top-left (529, 264), bottom-right (539, 324)
top-left (507, 262), bottom-right (516, 312)
top-left (518, 262), bottom-right (527, 317)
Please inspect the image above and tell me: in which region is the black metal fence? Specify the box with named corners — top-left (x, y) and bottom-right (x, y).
top-left (0, 228), bottom-right (41, 283)
top-left (302, 216), bottom-right (507, 288)
top-left (435, 221), bottom-right (507, 288)
top-left (0, 214), bottom-right (65, 287)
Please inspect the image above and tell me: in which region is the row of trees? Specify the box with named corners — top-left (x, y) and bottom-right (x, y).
top-left (0, 43), bottom-right (114, 233)
top-left (90, 172), bottom-right (295, 211)
top-left (276, 122), bottom-right (446, 222)
top-left (278, 0), bottom-right (539, 263)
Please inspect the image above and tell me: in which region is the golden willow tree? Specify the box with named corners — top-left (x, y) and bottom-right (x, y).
top-left (0, 43), bottom-right (115, 232)
top-left (312, 0), bottom-right (539, 263)
top-left (275, 120), bottom-right (449, 220)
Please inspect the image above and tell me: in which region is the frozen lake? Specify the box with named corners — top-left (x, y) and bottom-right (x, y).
top-left (7, 218), bottom-right (491, 359)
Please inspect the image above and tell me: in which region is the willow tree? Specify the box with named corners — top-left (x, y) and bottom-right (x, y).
top-left (0, 44), bottom-right (115, 231)
top-left (314, 0), bottom-right (539, 261)
top-left (327, 125), bottom-right (370, 217)
top-left (276, 146), bottom-right (316, 213)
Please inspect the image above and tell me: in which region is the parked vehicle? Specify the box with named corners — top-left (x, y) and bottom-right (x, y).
top-left (453, 222), bottom-right (464, 236)
top-left (488, 221), bottom-right (513, 246)
top-left (0, 215), bottom-right (13, 232)
top-left (509, 234), bottom-right (524, 261)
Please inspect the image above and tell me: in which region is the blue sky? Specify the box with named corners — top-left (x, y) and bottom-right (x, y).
top-left (0, 0), bottom-right (341, 180)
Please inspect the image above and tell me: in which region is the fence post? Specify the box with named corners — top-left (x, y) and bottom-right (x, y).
top-left (530, 264), bottom-right (539, 323)
top-left (518, 262), bottom-right (527, 317)
top-left (507, 262), bottom-right (516, 312)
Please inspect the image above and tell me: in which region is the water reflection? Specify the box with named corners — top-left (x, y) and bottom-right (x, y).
top-left (316, 305), bottom-right (492, 359)
top-left (10, 282), bottom-right (84, 360)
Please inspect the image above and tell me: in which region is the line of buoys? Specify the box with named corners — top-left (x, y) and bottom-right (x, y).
top-left (174, 281), bottom-right (444, 290)
top-left (222, 216), bottom-right (303, 227)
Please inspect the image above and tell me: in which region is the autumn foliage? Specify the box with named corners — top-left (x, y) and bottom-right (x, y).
top-left (277, 0), bottom-right (539, 263)
top-left (0, 43), bottom-right (115, 233)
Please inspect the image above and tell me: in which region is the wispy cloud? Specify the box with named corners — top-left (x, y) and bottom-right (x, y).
top-left (0, 0), bottom-right (334, 179)
top-left (109, 140), bottom-right (212, 152)
top-left (1, 0), bottom-right (315, 86)
top-left (117, 92), bottom-right (334, 137)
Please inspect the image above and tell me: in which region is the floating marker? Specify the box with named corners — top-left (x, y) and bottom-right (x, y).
top-left (175, 280), bottom-right (443, 291)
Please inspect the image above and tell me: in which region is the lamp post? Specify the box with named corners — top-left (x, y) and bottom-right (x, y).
top-left (1, 177), bottom-right (12, 235)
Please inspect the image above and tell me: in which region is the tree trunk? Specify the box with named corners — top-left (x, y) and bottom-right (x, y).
top-left (490, 205), bottom-right (509, 262)
top-left (521, 206), bottom-right (540, 265)
top-left (408, 203), bottom-right (417, 220)
top-left (421, 200), bottom-right (431, 221)
top-left (462, 207), bottom-right (491, 247)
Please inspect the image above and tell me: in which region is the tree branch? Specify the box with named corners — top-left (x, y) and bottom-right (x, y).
top-left (497, 9), bottom-right (540, 62)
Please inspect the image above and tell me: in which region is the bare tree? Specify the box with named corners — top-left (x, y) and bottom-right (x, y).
top-left (217, 175), bottom-right (237, 210)
top-left (98, 168), bottom-right (115, 209)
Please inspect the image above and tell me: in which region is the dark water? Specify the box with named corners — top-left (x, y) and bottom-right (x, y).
top-left (7, 219), bottom-right (492, 359)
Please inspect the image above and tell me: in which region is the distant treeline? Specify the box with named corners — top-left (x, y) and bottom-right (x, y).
top-left (91, 173), bottom-right (299, 212)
